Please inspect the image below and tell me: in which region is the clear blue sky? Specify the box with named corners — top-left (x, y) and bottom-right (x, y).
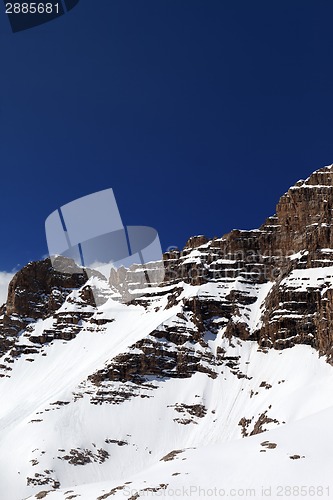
top-left (0, 1), bottom-right (333, 271)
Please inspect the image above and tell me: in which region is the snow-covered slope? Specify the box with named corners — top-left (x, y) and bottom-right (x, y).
top-left (27, 404), bottom-right (333, 500)
top-left (3, 288), bottom-right (333, 500)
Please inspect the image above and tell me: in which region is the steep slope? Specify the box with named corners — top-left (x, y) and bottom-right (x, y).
top-left (1, 165), bottom-right (333, 499)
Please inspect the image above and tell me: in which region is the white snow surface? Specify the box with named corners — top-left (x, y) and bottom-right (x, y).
top-left (0, 271), bottom-right (14, 306)
top-left (0, 273), bottom-right (331, 499)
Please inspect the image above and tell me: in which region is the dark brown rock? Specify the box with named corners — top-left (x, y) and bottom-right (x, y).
top-left (0, 257), bottom-right (88, 356)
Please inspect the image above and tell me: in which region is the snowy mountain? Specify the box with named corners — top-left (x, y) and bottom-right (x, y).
top-left (1, 165), bottom-right (333, 499)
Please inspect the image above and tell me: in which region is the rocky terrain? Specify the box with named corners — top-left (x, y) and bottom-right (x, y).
top-left (1, 165), bottom-right (333, 499)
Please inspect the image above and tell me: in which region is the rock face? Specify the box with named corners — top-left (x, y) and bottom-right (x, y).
top-left (0, 257), bottom-right (88, 358)
top-left (158, 164), bottom-right (333, 363)
top-left (5, 257), bottom-right (87, 319)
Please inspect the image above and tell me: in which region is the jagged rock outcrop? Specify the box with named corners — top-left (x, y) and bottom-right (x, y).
top-left (5, 257), bottom-right (87, 321)
top-left (158, 164), bottom-right (333, 362)
top-left (0, 257), bottom-right (88, 358)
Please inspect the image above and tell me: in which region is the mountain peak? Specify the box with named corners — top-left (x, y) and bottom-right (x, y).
top-left (292, 163), bottom-right (333, 188)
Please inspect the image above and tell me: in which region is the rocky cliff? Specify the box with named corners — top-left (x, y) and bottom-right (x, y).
top-left (159, 164), bottom-right (333, 362)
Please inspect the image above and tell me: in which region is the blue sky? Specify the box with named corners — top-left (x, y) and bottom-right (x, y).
top-left (0, 1), bottom-right (333, 271)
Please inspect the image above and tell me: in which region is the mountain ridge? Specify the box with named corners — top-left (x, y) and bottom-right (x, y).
top-left (1, 164), bottom-right (333, 499)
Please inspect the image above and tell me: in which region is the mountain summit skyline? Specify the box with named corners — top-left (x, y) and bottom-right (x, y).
top-left (1, 164), bottom-right (333, 499)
